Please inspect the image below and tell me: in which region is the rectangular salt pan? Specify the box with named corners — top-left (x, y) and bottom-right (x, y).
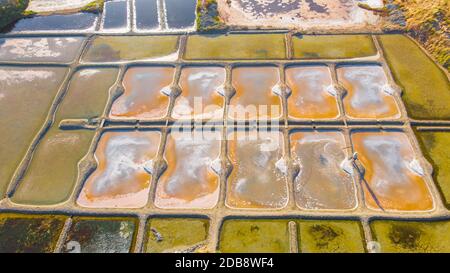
top-left (351, 131), bottom-right (433, 211)
top-left (291, 131), bottom-right (356, 210)
top-left (102, 0), bottom-right (129, 31)
top-left (165, 0), bottom-right (196, 29)
top-left (0, 37), bottom-right (85, 63)
top-left (7, 13), bottom-right (97, 33)
top-left (135, 0), bottom-right (159, 30)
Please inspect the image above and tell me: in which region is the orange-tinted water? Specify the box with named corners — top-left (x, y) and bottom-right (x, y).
top-left (77, 131), bottom-right (161, 208)
top-left (172, 67), bottom-right (226, 120)
top-left (286, 66), bottom-right (339, 119)
top-left (155, 130), bottom-right (221, 209)
top-left (351, 131), bottom-right (433, 211)
top-left (338, 65), bottom-right (400, 119)
top-left (229, 67), bottom-right (282, 120)
top-left (110, 67), bottom-right (174, 119)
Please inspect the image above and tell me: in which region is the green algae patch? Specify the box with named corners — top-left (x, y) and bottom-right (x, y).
top-left (145, 218), bottom-right (209, 253)
top-left (415, 130), bottom-right (450, 208)
top-left (0, 67), bottom-right (67, 199)
top-left (0, 214), bottom-right (66, 253)
top-left (371, 220), bottom-right (450, 253)
top-left (82, 36), bottom-right (179, 63)
top-left (219, 220), bottom-right (289, 253)
top-left (185, 34), bottom-right (286, 60)
top-left (298, 220), bottom-right (365, 253)
top-left (379, 35), bottom-right (450, 120)
top-left (292, 35), bottom-right (377, 59)
top-left (12, 68), bottom-right (118, 205)
top-left (63, 217), bottom-right (137, 253)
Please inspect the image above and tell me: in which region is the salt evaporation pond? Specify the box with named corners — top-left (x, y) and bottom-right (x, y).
top-left (226, 130), bottom-right (288, 209)
top-left (77, 131), bottom-right (161, 208)
top-left (351, 130), bottom-right (433, 211)
top-left (12, 68), bottom-right (118, 205)
top-left (134, 0), bottom-right (159, 30)
top-left (291, 131), bottom-right (356, 210)
top-left (63, 217), bottom-right (136, 253)
top-left (102, 0), bottom-right (129, 32)
top-left (165, 0), bottom-right (197, 29)
top-left (230, 67), bottom-right (282, 120)
top-left (286, 66), bottom-right (340, 119)
top-left (110, 67), bottom-right (174, 120)
top-left (338, 65), bottom-right (400, 119)
top-left (172, 66), bottom-right (226, 120)
top-left (6, 13), bottom-right (97, 33)
top-left (0, 37), bottom-right (85, 63)
top-left (155, 130), bottom-right (221, 209)
top-left (0, 67), bottom-right (67, 198)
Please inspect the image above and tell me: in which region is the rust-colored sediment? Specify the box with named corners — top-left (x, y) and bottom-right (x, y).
top-left (77, 131), bottom-right (161, 208)
top-left (352, 131), bottom-right (433, 211)
top-left (110, 67), bottom-right (174, 119)
top-left (230, 67), bottom-right (282, 120)
top-left (286, 66), bottom-right (339, 119)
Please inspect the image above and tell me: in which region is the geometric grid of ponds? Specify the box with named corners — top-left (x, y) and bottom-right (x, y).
top-left (3, 0), bottom-right (196, 34)
top-left (0, 30), bottom-right (449, 253)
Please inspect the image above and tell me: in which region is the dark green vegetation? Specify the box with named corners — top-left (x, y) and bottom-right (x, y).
top-left (64, 217), bottom-right (137, 253)
top-left (145, 218), bottom-right (209, 253)
top-left (0, 214), bottom-right (66, 253)
top-left (0, 0), bottom-right (29, 31)
top-left (415, 130), bottom-right (450, 208)
top-left (379, 35), bottom-right (450, 120)
top-left (81, 0), bottom-right (105, 14)
top-left (371, 220), bottom-right (450, 252)
top-left (196, 0), bottom-right (227, 32)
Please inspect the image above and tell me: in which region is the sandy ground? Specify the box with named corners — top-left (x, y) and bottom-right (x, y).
top-left (217, 0), bottom-right (384, 31)
top-left (26, 0), bottom-right (94, 13)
